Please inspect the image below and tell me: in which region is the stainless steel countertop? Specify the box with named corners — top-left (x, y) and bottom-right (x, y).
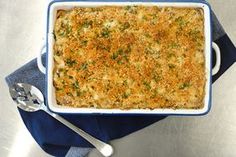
top-left (0, 0), bottom-right (235, 157)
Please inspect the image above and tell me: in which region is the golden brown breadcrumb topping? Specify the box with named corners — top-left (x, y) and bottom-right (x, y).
top-left (53, 6), bottom-right (205, 109)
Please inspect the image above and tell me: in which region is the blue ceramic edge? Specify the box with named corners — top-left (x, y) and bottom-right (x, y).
top-left (46, 0), bottom-right (212, 116)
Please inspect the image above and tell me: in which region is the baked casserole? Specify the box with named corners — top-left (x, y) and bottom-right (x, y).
top-left (53, 6), bottom-right (205, 109)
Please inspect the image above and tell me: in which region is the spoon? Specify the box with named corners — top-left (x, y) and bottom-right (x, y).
top-left (9, 83), bottom-right (113, 157)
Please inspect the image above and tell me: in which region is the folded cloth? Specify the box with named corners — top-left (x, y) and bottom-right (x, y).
top-left (5, 1), bottom-right (236, 157)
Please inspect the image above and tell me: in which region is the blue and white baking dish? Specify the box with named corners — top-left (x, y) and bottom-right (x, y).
top-left (37, 1), bottom-right (221, 115)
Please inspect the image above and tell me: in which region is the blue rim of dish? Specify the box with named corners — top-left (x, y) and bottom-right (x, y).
top-left (46, 0), bottom-right (212, 116)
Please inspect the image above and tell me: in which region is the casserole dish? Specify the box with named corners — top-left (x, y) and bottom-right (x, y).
top-left (37, 1), bottom-right (221, 115)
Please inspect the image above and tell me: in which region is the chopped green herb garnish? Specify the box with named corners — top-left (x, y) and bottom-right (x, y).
top-left (124, 6), bottom-right (137, 14)
top-left (56, 72), bottom-right (60, 78)
top-left (117, 48), bottom-right (123, 54)
top-left (167, 53), bottom-right (175, 58)
top-left (58, 31), bottom-right (65, 36)
top-left (64, 70), bottom-right (68, 76)
top-left (112, 52), bottom-right (119, 60)
top-left (145, 47), bottom-right (152, 54)
top-left (120, 22), bottom-right (130, 31)
top-left (169, 42), bottom-right (180, 49)
top-left (55, 87), bottom-right (63, 91)
top-left (112, 48), bottom-right (129, 63)
top-left (175, 16), bottom-right (187, 28)
top-left (122, 93), bottom-right (130, 99)
top-left (117, 60), bottom-right (123, 64)
top-left (76, 90), bottom-right (83, 97)
top-left (58, 69), bottom-right (64, 72)
top-left (197, 42), bottom-right (202, 47)
top-left (122, 90), bottom-right (131, 99)
top-left (111, 48), bottom-right (123, 60)
top-left (53, 31), bottom-right (57, 41)
top-left (81, 40), bottom-right (88, 46)
top-left (151, 13), bottom-right (158, 19)
top-left (123, 55), bottom-right (129, 62)
top-left (101, 28), bottom-right (110, 38)
top-left (80, 62), bottom-right (88, 70)
top-left (55, 50), bottom-right (61, 56)
top-left (144, 33), bottom-right (151, 38)
top-left (65, 25), bottom-right (72, 36)
top-left (77, 20), bottom-right (93, 35)
top-left (96, 44), bottom-right (110, 52)
top-left (70, 49), bottom-right (74, 53)
top-left (69, 76), bottom-right (73, 79)
top-left (77, 27), bottom-right (82, 35)
top-left (65, 58), bottom-right (76, 67)
top-left (142, 15), bottom-right (148, 21)
top-left (188, 29), bottom-right (201, 38)
top-left (168, 64), bottom-right (176, 69)
top-left (151, 89), bottom-right (159, 98)
top-left (153, 74), bottom-right (161, 82)
top-left (179, 82), bottom-right (191, 89)
top-left (82, 20), bottom-right (93, 28)
top-left (67, 92), bottom-right (73, 96)
top-left (125, 45), bottom-right (132, 53)
top-left (72, 80), bottom-right (80, 89)
top-left (124, 6), bottom-right (132, 10)
top-left (123, 80), bottom-right (128, 86)
top-left (145, 47), bottom-right (158, 55)
top-left (143, 81), bottom-right (151, 90)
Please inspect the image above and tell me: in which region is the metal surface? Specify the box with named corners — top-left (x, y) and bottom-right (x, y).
top-left (0, 0), bottom-right (236, 157)
top-left (9, 83), bottom-right (113, 157)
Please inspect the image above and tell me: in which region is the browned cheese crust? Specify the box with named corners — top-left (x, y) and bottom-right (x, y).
top-left (53, 6), bottom-right (205, 109)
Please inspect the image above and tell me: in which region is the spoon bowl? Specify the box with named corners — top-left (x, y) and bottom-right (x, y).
top-left (9, 83), bottom-right (43, 112)
top-left (9, 83), bottom-right (113, 157)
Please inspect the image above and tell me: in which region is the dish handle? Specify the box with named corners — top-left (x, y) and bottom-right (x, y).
top-left (212, 42), bottom-right (221, 76)
top-left (37, 45), bottom-right (46, 74)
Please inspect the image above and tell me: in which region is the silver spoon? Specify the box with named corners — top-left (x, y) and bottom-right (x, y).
top-left (9, 83), bottom-right (113, 157)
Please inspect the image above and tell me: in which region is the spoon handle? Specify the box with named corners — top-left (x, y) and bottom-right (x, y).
top-left (43, 109), bottom-right (113, 157)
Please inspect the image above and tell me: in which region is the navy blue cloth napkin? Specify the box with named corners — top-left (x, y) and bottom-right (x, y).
top-left (5, 1), bottom-right (236, 157)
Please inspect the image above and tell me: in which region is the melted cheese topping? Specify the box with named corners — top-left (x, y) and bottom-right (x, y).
top-left (53, 6), bottom-right (205, 109)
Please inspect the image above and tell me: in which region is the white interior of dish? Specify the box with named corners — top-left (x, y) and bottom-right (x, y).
top-left (47, 1), bottom-right (211, 115)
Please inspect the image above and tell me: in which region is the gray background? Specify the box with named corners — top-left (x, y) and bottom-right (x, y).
top-left (0, 0), bottom-right (235, 157)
